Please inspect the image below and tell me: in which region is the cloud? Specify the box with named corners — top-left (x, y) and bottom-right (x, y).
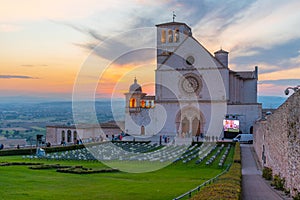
top-left (0, 24), bottom-right (21, 32)
top-left (188, 0), bottom-right (300, 62)
top-left (0, 75), bottom-right (37, 79)
top-left (70, 23), bottom-right (156, 66)
top-left (20, 64), bottom-right (48, 67)
top-left (0, 0), bottom-right (132, 22)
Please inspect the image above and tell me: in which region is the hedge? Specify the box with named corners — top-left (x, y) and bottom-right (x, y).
top-left (0, 141), bottom-right (154, 157)
top-left (190, 143), bottom-right (242, 200)
top-left (0, 144), bottom-right (86, 156)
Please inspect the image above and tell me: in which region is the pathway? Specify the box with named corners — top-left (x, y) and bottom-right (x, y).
top-left (241, 144), bottom-right (288, 200)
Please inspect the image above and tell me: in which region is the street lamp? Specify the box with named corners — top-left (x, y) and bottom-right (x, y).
top-left (284, 85), bottom-right (300, 95)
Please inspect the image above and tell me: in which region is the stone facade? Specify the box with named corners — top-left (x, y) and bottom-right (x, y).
top-left (125, 21), bottom-right (261, 140)
top-left (46, 122), bottom-right (122, 146)
top-left (254, 90), bottom-right (300, 196)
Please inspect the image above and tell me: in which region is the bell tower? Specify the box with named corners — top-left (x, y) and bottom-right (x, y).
top-left (156, 21), bottom-right (192, 65)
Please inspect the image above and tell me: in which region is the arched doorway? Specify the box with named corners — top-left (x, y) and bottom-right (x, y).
top-left (67, 130), bottom-right (72, 143)
top-left (73, 131), bottom-right (77, 143)
top-left (192, 118), bottom-right (201, 136)
top-left (181, 117), bottom-right (189, 133)
top-left (175, 107), bottom-right (205, 136)
top-left (250, 126), bottom-right (253, 134)
top-left (141, 126), bottom-right (145, 135)
top-left (61, 130), bottom-right (65, 143)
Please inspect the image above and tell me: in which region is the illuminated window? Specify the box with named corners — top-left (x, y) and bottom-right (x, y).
top-left (168, 30), bottom-right (173, 43)
top-left (174, 29), bottom-right (179, 42)
top-left (161, 30), bottom-right (166, 43)
top-left (140, 100), bottom-right (145, 108)
top-left (151, 100), bottom-right (155, 108)
top-left (146, 100), bottom-right (151, 108)
top-left (129, 98), bottom-right (136, 108)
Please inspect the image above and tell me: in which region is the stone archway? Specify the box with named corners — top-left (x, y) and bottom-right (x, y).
top-left (175, 107), bottom-right (205, 136)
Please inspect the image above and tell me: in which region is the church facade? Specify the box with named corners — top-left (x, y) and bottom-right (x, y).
top-left (124, 21), bottom-right (262, 140)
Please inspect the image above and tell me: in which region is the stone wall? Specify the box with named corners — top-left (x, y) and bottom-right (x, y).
top-left (254, 90), bottom-right (300, 196)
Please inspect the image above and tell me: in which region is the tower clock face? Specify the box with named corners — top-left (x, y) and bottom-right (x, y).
top-left (181, 76), bottom-right (200, 93)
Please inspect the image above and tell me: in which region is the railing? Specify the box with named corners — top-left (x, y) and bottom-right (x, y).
top-left (173, 163), bottom-right (232, 200)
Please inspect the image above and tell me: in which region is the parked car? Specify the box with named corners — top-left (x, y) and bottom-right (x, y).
top-left (233, 134), bottom-right (253, 144)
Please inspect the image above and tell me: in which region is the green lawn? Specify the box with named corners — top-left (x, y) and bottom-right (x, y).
top-left (0, 145), bottom-right (234, 200)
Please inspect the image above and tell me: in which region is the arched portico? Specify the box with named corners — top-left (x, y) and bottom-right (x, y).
top-left (175, 107), bottom-right (205, 137)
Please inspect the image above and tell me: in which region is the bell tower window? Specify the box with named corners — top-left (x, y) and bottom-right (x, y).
top-left (129, 98), bottom-right (136, 108)
top-left (174, 29), bottom-right (179, 42)
top-left (161, 30), bottom-right (166, 43)
top-left (168, 30), bottom-right (173, 43)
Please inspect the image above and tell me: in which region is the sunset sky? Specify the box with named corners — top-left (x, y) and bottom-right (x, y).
top-left (1, 0), bottom-right (300, 101)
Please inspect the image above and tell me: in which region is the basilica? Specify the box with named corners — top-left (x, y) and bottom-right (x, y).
top-left (124, 21), bottom-right (262, 140)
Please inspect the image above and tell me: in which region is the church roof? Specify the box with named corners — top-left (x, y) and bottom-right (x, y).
top-left (235, 71), bottom-right (257, 79)
top-left (214, 49), bottom-right (229, 54)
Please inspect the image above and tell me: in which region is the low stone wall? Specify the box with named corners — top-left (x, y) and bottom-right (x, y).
top-left (254, 90), bottom-right (300, 196)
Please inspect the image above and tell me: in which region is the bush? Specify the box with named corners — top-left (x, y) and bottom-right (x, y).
top-left (271, 174), bottom-right (285, 190)
top-left (29, 164), bottom-right (70, 170)
top-left (233, 143), bottom-right (241, 163)
top-left (190, 143), bottom-right (241, 200)
top-left (293, 191), bottom-right (300, 200)
top-left (0, 162), bottom-right (43, 166)
top-left (262, 167), bottom-right (273, 180)
top-left (56, 166), bottom-right (119, 174)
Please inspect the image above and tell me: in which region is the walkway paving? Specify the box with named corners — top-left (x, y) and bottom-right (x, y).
top-left (241, 144), bottom-right (289, 200)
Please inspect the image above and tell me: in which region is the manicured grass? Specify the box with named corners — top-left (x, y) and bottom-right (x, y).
top-left (0, 144), bottom-right (234, 200)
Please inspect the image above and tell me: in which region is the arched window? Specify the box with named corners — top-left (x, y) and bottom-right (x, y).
top-left (161, 30), bottom-right (166, 43)
top-left (150, 100), bottom-right (155, 108)
top-left (174, 29), bottom-right (179, 42)
top-left (61, 131), bottom-right (65, 142)
top-left (168, 30), bottom-right (173, 43)
top-left (140, 100), bottom-right (145, 108)
top-left (250, 126), bottom-right (253, 134)
top-left (129, 98), bottom-right (136, 108)
top-left (67, 130), bottom-right (72, 143)
top-left (145, 100), bottom-right (150, 108)
top-left (73, 131), bottom-right (77, 142)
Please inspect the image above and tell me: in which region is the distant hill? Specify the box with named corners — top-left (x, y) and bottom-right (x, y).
top-left (0, 95), bottom-right (287, 110)
top-left (258, 96), bottom-right (287, 109)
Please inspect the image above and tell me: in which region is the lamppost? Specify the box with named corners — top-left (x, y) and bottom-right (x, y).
top-left (284, 85), bottom-right (300, 95)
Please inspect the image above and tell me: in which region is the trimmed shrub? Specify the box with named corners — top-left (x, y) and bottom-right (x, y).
top-left (190, 143), bottom-right (241, 200)
top-left (262, 167), bottom-right (273, 180)
top-left (233, 143), bottom-right (241, 163)
top-left (293, 191), bottom-right (300, 200)
top-left (0, 162), bottom-right (43, 166)
top-left (56, 166), bottom-right (119, 174)
top-left (271, 174), bottom-right (285, 190)
top-left (29, 164), bottom-right (70, 170)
